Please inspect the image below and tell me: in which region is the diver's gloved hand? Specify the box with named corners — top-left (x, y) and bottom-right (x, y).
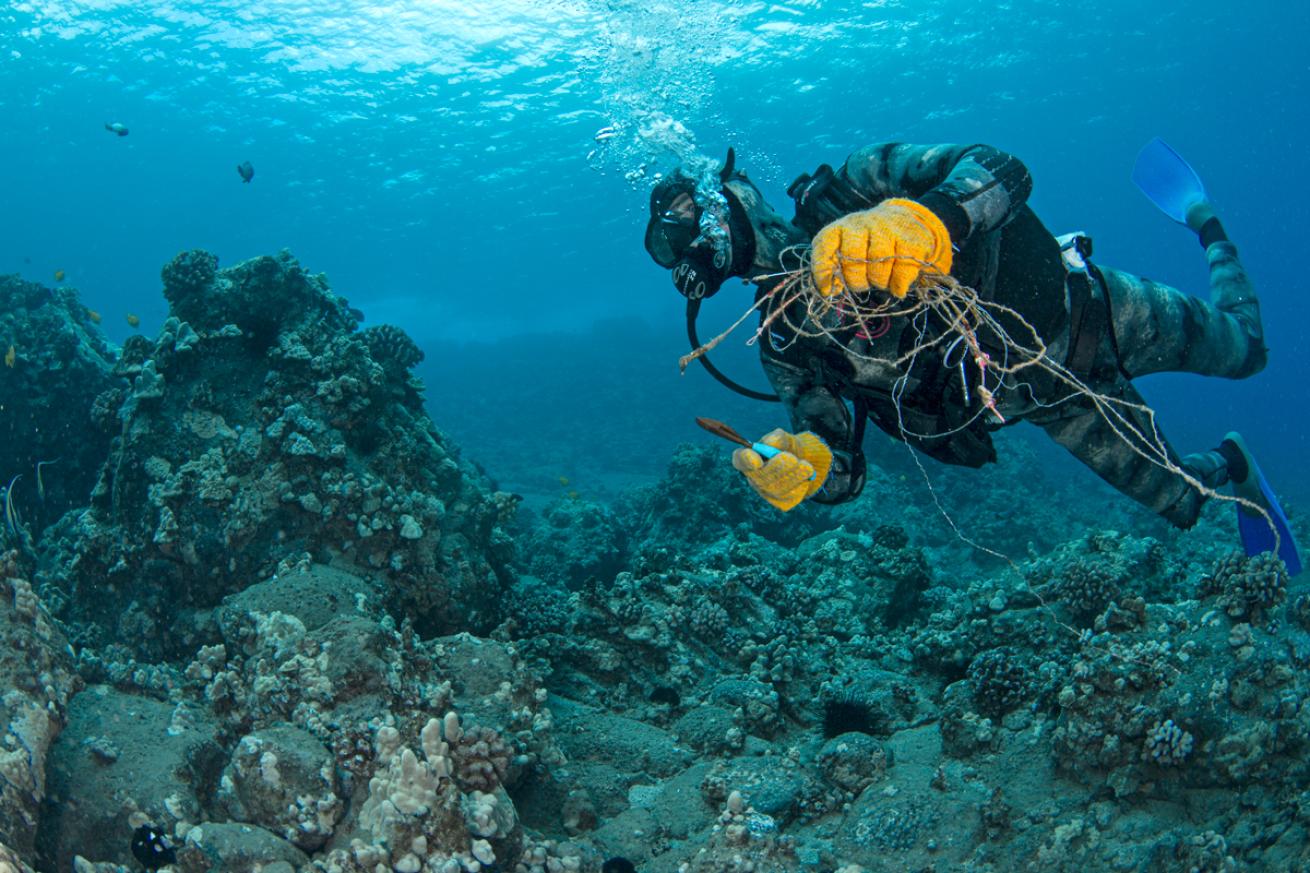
top-left (731, 429), bottom-right (833, 512)
top-left (810, 198), bottom-right (953, 299)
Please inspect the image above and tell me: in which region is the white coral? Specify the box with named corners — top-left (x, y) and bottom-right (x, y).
top-left (358, 719), bottom-right (453, 840)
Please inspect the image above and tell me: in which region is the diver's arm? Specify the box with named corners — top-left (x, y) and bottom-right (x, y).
top-left (840, 143), bottom-right (1034, 242)
top-left (760, 354), bottom-right (867, 504)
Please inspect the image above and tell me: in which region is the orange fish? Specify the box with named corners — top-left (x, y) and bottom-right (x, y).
top-left (87, 309), bottom-right (101, 324)
top-left (54, 269), bottom-right (65, 282)
top-left (4, 345), bottom-right (14, 368)
top-left (126, 313), bottom-right (140, 328)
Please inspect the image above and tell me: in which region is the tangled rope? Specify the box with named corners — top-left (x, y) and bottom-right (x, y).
top-left (682, 242), bottom-right (1281, 563)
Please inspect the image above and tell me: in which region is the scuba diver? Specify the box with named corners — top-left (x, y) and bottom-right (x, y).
top-left (643, 141), bottom-right (1301, 574)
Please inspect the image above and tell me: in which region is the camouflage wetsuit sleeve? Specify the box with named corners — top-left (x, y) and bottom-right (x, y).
top-left (839, 143), bottom-right (1035, 242)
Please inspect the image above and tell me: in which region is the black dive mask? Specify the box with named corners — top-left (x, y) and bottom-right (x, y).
top-left (643, 149), bottom-right (755, 300)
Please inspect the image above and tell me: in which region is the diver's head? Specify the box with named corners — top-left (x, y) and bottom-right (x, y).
top-left (644, 149), bottom-right (759, 300)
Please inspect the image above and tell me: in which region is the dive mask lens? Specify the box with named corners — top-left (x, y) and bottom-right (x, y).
top-left (646, 212), bottom-right (698, 268)
top-left (645, 182), bottom-right (701, 268)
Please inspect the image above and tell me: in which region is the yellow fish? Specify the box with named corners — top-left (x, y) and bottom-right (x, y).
top-left (567, 490), bottom-right (580, 500)
top-left (4, 345), bottom-right (13, 368)
top-left (87, 309), bottom-right (102, 324)
top-left (54, 269), bottom-right (65, 282)
top-left (126, 313), bottom-right (141, 328)
top-left (558, 476), bottom-right (570, 487)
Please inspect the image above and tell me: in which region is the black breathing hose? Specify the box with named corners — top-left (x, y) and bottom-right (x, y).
top-left (684, 298), bottom-right (779, 403)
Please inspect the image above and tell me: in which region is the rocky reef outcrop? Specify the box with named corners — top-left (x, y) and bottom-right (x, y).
top-left (35, 250), bottom-right (516, 659)
top-left (0, 275), bottom-right (118, 553)
top-left (38, 560), bottom-right (576, 872)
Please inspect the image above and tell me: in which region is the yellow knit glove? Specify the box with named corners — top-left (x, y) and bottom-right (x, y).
top-left (731, 429), bottom-right (833, 512)
top-left (810, 198), bottom-right (953, 299)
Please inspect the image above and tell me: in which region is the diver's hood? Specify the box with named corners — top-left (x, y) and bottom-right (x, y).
top-left (722, 175), bottom-right (806, 277)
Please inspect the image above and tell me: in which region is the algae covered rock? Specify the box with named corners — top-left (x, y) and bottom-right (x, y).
top-left (178, 821), bottom-right (309, 872)
top-left (217, 724), bottom-right (341, 850)
top-left (816, 732), bottom-right (890, 795)
top-left (0, 566), bottom-right (78, 867)
top-left (38, 685), bottom-right (221, 870)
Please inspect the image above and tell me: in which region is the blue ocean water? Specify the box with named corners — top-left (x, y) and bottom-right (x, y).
top-left (2, 0), bottom-right (1307, 506)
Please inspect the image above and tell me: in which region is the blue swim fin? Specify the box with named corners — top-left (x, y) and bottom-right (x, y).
top-left (1223, 432), bottom-right (1303, 576)
top-left (1132, 137), bottom-right (1208, 224)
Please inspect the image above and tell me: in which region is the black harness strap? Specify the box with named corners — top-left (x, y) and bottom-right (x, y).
top-left (1063, 260), bottom-right (1128, 382)
top-left (1063, 269), bottom-right (1105, 379)
top-left (1090, 262), bottom-right (1130, 381)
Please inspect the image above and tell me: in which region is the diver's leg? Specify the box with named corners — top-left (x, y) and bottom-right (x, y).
top-left (1031, 383), bottom-right (1219, 528)
top-left (1099, 240), bottom-right (1266, 379)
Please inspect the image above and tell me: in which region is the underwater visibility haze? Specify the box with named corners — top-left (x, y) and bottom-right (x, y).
top-left (1, 0), bottom-right (1310, 870)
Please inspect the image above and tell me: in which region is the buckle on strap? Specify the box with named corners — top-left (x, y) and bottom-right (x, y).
top-left (1057, 232), bottom-right (1109, 379)
top-left (1056, 231), bottom-right (1094, 269)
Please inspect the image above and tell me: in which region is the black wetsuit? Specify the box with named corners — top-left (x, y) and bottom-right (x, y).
top-left (741, 143), bottom-right (1265, 528)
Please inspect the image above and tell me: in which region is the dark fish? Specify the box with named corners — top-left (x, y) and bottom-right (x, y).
top-left (104, 121), bottom-right (129, 136)
top-left (131, 824), bottom-right (176, 870)
top-left (237, 160), bottom-right (254, 183)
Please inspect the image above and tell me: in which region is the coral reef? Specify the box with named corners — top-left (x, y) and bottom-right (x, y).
top-left (14, 251), bottom-right (1310, 872)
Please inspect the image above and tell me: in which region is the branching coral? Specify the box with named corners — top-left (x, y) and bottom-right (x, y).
top-left (363, 324), bottom-right (425, 374)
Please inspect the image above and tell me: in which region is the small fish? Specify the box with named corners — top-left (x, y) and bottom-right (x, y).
top-left (54, 269), bottom-right (65, 282)
top-left (4, 475), bottom-right (20, 535)
top-left (104, 121), bottom-right (129, 137)
top-left (237, 160), bottom-right (254, 183)
top-left (87, 309), bottom-right (102, 324)
top-left (130, 824), bottom-right (176, 870)
top-left (126, 313), bottom-right (140, 328)
top-left (4, 345), bottom-right (13, 368)
top-left (567, 490), bottom-right (580, 500)
top-left (35, 459), bottom-right (58, 502)
top-left (594, 125), bottom-right (618, 142)
top-left (558, 476), bottom-right (570, 487)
